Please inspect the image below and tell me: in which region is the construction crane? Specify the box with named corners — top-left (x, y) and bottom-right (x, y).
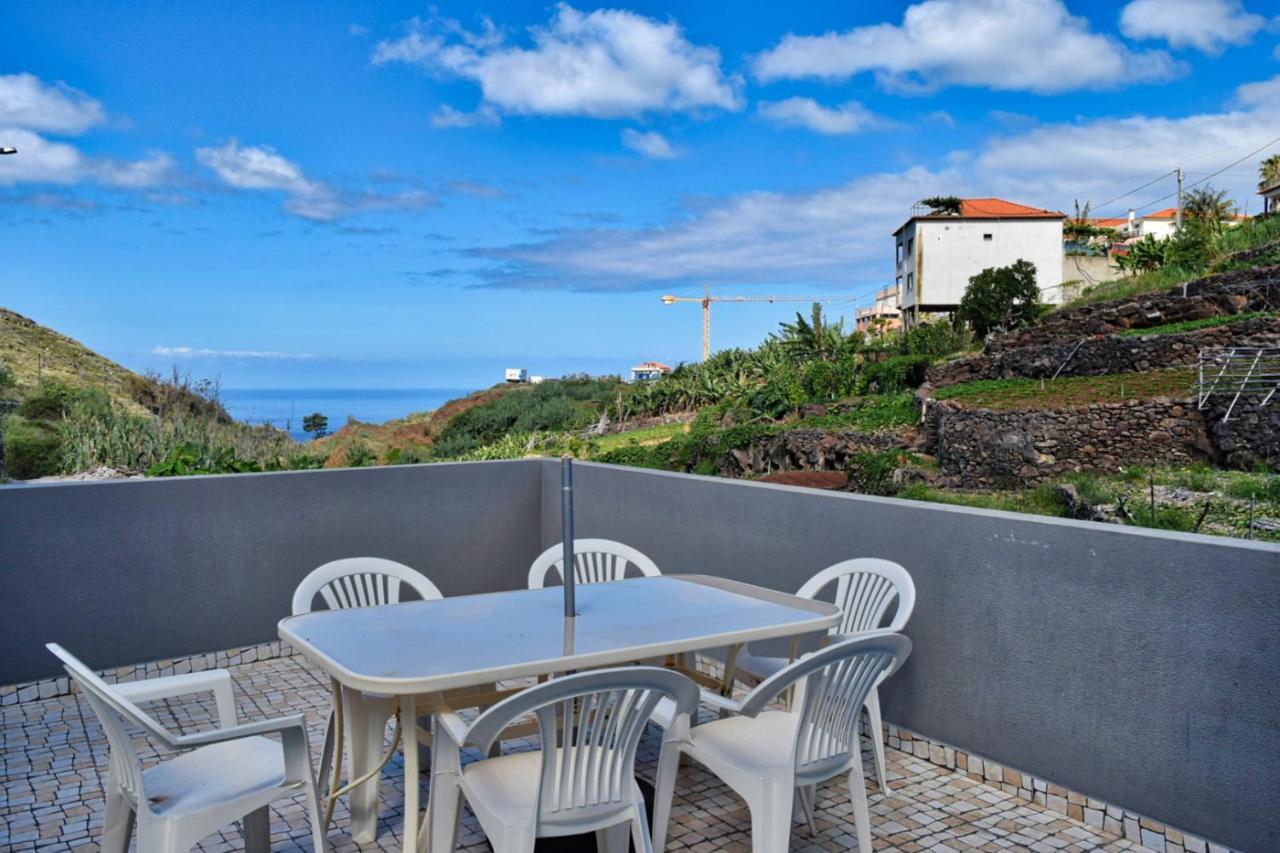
top-left (661, 286), bottom-right (864, 361)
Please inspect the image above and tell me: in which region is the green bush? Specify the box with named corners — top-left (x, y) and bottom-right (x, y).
top-left (847, 450), bottom-right (908, 496)
top-left (898, 321), bottom-right (966, 358)
top-left (343, 442), bottom-right (376, 468)
top-left (2, 415), bottom-right (63, 478)
top-left (955, 259), bottom-right (1041, 338)
top-left (859, 355), bottom-right (931, 394)
top-left (147, 442), bottom-right (263, 476)
top-left (17, 381), bottom-right (80, 421)
top-left (434, 378), bottom-right (619, 457)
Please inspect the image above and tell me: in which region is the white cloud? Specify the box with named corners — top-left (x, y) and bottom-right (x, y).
top-left (471, 74), bottom-right (1280, 290)
top-left (151, 346), bottom-right (315, 360)
top-left (1120, 0), bottom-right (1264, 53)
top-left (0, 73), bottom-right (105, 134)
top-left (753, 0), bottom-right (1179, 93)
top-left (430, 103), bottom-right (501, 128)
top-left (1234, 74), bottom-right (1280, 108)
top-left (374, 4), bottom-right (742, 118)
top-left (621, 128), bottom-right (677, 159)
top-left (195, 139), bottom-right (433, 221)
top-left (0, 127), bottom-right (175, 188)
top-left (757, 98), bottom-right (884, 135)
top-left (0, 73), bottom-right (176, 191)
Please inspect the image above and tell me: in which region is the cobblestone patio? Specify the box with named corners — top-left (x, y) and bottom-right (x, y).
top-left (1, 654), bottom-right (1155, 852)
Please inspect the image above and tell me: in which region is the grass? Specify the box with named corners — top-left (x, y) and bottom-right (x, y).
top-left (795, 393), bottom-right (919, 431)
top-left (592, 422), bottom-right (689, 452)
top-left (897, 483), bottom-right (1068, 517)
top-left (931, 369), bottom-right (1196, 410)
top-left (1116, 311), bottom-right (1277, 338)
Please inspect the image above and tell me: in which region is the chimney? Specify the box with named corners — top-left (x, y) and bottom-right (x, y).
top-left (1127, 208), bottom-right (1136, 233)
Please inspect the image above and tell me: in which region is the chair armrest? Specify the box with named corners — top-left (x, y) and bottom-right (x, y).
top-left (696, 689), bottom-right (744, 715)
top-left (114, 669), bottom-right (238, 728)
top-left (171, 713), bottom-right (308, 749)
top-left (434, 710), bottom-right (471, 749)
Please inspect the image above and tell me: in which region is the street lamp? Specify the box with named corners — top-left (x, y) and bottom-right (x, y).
top-left (0, 147), bottom-right (16, 155)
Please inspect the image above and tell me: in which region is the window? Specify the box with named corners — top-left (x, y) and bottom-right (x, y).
top-left (983, 233), bottom-right (993, 241)
top-left (896, 242), bottom-right (903, 264)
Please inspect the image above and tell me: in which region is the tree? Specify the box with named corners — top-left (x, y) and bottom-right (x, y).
top-left (919, 195), bottom-right (962, 216)
top-left (302, 412), bottom-right (329, 440)
top-left (1260, 154), bottom-right (1280, 190)
top-left (955, 260), bottom-right (1041, 338)
top-left (1182, 186), bottom-right (1236, 234)
top-left (1063, 199), bottom-right (1119, 248)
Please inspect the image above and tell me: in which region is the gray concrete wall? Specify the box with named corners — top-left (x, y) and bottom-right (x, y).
top-left (0, 461), bottom-right (542, 685)
top-left (541, 460), bottom-right (1280, 852)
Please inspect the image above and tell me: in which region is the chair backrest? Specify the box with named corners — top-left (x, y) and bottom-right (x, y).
top-left (796, 558), bottom-right (916, 635)
top-left (738, 633), bottom-right (911, 781)
top-left (527, 539), bottom-right (661, 589)
top-left (46, 644), bottom-right (179, 813)
top-left (291, 557), bottom-right (443, 615)
top-left (466, 666), bottom-right (699, 828)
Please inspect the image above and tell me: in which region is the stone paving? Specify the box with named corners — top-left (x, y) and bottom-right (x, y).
top-left (1, 654), bottom-right (1154, 852)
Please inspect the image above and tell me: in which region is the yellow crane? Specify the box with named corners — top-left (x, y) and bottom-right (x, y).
top-left (661, 286), bottom-right (864, 361)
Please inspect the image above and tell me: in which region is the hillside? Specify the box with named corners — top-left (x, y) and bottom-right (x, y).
top-left (0, 308), bottom-right (147, 413)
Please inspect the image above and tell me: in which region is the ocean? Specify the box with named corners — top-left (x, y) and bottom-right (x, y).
top-left (219, 388), bottom-right (474, 441)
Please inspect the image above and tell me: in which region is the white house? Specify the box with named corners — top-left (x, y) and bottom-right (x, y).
top-left (630, 361), bottom-right (672, 382)
top-left (1130, 207), bottom-right (1247, 239)
top-left (894, 198), bottom-right (1065, 322)
top-left (504, 368), bottom-right (528, 383)
top-left (1260, 181), bottom-right (1280, 215)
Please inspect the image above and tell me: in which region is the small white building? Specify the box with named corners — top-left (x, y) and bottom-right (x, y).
top-left (1130, 207), bottom-right (1247, 239)
top-left (854, 284), bottom-right (902, 335)
top-left (504, 368), bottom-right (528, 384)
top-left (894, 198), bottom-right (1066, 322)
top-left (630, 361), bottom-right (672, 382)
top-left (1260, 181), bottom-right (1280, 215)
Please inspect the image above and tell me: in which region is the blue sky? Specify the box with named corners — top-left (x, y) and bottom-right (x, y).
top-left (1, 0), bottom-right (1277, 389)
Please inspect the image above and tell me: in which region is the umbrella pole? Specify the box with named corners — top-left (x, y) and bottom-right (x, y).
top-left (561, 456), bottom-right (576, 620)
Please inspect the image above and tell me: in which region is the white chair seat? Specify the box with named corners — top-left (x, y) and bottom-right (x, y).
top-left (687, 710), bottom-right (798, 776)
top-left (142, 736), bottom-right (288, 819)
top-left (461, 751), bottom-right (636, 833)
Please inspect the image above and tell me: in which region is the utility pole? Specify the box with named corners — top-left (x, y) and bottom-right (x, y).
top-left (1175, 166), bottom-right (1184, 230)
top-left (700, 285), bottom-right (711, 362)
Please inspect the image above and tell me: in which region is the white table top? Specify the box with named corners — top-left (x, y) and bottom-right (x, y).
top-left (279, 574), bottom-right (839, 694)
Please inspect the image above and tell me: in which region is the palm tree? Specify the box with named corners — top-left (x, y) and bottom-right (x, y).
top-left (1260, 154), bottom-right (1280, 190)
top-left (1182, 186), bottom-right (1236, 234)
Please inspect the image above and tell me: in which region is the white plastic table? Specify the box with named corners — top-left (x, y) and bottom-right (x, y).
top-left (280, 574), bottom-right (840, 852)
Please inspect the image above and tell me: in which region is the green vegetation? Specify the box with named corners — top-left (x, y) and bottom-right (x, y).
top-left (1070, 214), bottom-right (1280, 307)
top-left (955, 259), bottom-right (1043, 338)
top-left (933, 369), bottom-right (1196, 410)
top-left (1116, 312), bottom-right (1276, 337)
top-left (431, 376), bottom-right (622, 458)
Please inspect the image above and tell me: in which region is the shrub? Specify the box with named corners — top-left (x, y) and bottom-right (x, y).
top-left (955, 259), bottom-right (1041, 338)
top-left (343, 442), bottom-right (376, 468)
top-left (898, 321), bottom-right (966, 358)
top-left (859, 355), bottom-right (931, 394)
top-left (847, 450), bottom-right (908, 496)
top-left (17, 381), bottom-right (79, 421)
top-left (2, 415), bottom-right (63, 478)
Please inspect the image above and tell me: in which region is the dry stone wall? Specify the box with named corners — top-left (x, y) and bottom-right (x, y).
top-left (922, 399), bottom-right (1214, 488)
top-left (721, 428), bottom-right (903, 477)
top-left (987, 264), bottom-right (1280, 352)
top-left (1204, 394), bottom-right (1280, 471)
top-left (926, 316), bottom-right (1280, 387)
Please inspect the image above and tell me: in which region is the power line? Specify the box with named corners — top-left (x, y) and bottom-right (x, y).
top-left (1129, 133), bottom-right (1280, 215)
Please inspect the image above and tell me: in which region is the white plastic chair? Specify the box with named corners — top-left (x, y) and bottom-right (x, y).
top-left (428, 666), bottom-right (700, 853)
top-left (292, 557), bottom-right (443, 843)
top-left (526, 539), bottom-right (661, 589)
top-left (717, 558), bottom-right (915, 794)
top-left (47, 643), bottom-right (327, 853)
top-left (654, 633), bottom-right (912, 853)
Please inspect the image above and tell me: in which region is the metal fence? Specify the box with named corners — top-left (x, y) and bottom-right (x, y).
top-left (1196, 347), bottom-right (1280, 419)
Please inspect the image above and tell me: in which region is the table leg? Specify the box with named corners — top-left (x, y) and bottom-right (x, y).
top-left (344, 688), bottom-right (395, 844)
top-left (402, 694), bottom-right (420, 853)
top-left (426, 711), bottom-right (463, 853)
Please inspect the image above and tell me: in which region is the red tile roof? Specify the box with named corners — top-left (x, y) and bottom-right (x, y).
top-left (955, 198), bottom-right (1064, 219)
top-left (1142, 207), bottom-right (1247, 221)
top-left (1089, 217), bottom-right (1129, 228)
